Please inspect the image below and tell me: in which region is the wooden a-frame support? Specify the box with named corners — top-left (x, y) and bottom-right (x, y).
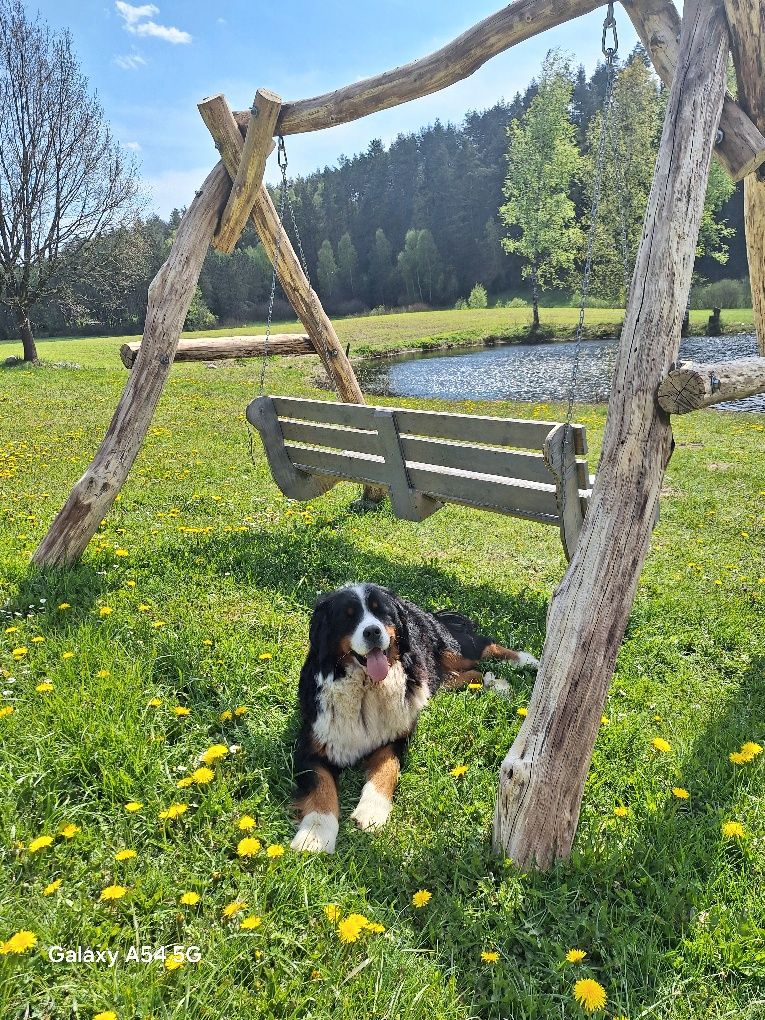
top-left (32, 0), bottom-right (765, 870)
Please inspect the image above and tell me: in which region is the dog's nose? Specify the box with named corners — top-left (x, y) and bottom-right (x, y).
top-left (363, 624), bottom-right (382, 644)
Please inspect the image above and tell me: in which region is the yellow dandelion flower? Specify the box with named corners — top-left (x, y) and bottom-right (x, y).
top-left (481, 951), bottom-right (499, 964)
top-left (99, 884), bottom-right (127, 901)
top-left (219, 709), bottom-right (232, 722)
top-left (165, 952), bottom-right (184, 970)
top-left (114, 849), bottom-right (137, 861)
top-left (573, 978), bottom-right (607, 1012)
top-left (651, 737), bottom-right (671, 753)
top-left (258, 653), bottom-right (272, 661)
top-left (43, 878), bottom-right (62, 895)
top-left (741, 741), bottom-right (762, 757)
top-left (176, 776), bottom-right (193, 789)
top-left (57, 603), bottom-right (71, 610)
top-left (62, 651), bottom-right (74, 660)
top-left (223, 900), bottom-right (247, 917)
top-left (671, 787), bottom-right (690, 799)
top-left (180, 891), bottom-right (200, 906)
top-left (28, 835), bottom-right (54, 853)
top-left (124, 580), bottom-right (135, 587)
top-left (337, 916), bottom-right (365, 943)
top-left (124, 802), bottom-right (143, 812)
top-left (467, 682), bottom-right (482, 690)
top-left (237, 814), bottom-right (256, 831)
top-left (613, 806), bottom-right (630, 818)
top-left (35, 682), bottom-right (54, 693)
top-left (189, 766), bottom-right (215, 785)
top-left (516, 706), bottom-right (528, 717)
top-left (138, 604), bottom-right (151, 612)
top-left (721, 820), bottom-right (745, 839)
top-left (0, 930), bottom-right (37, 954)
top-left (201, 743), bottom-right (228, 765)
top-left (324, 904), bottom-right (341, 922)
top-left (237, 837), bottom-right (261, 857)
top-left (412, 889), bottom-right (432, 908)
top-left (0, 705), bottom-right (14, 718)
top-left (12, 646), bottom-right (28, 658)
top-left (240, 915), bottom-right (262, 930)
top-left (99, 607), bottom-right (113, 617)
top-left (31, 636), bottom-right (45, 644)
top-left (171, 706), bottom-right (190, 717)
top-left (94, 1012), bottom-right (118, 1020)
top-left (601, 715), bottom-right (610, 725)
top-left (115, 549), bottom-right (129, 557)
top-left (450, 764), bottom-right (468, 777)
top-left (365, 921), bottom-right (386, 934)
top-left (152, 620), bottom-right (166, 628)
top-left (266, 844), bottom-right (285, 858)
top-left (566, 949), bottom-right (587, 962)
top-left (147, 697), bottom-right (161, 707)
top-left (4, 626), bottom-right (19, 634)
top-left (234, 705), bottom-right (248, 717)
top-left (159, 803), bottom-right (188, 820)
top-left (59, 823), bottom-right (79, 839)
top-left (729, 751), bottom-right (749, 764)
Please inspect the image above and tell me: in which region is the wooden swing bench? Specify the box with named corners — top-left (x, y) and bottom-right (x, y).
top-left (247, 395), bottom-right (592, 559)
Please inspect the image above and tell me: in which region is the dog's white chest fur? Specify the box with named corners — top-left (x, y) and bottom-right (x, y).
top-left (313, 660), bottom-right (430, 767)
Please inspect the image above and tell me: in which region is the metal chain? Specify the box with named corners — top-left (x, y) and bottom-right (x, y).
top-left (566, 40), bottom-right (618, 426)
top-left (606, 94), bottom-right (632, 303)
top-left (258, 141), bottom-right (289, 394)
top-left (279, 141), bottom-right (311, 284)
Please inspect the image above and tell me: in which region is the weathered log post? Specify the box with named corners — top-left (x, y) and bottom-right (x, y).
top-left (492, 0), bottom-right (729, 869)
top-left (33, 164), bottom-right (231, 567)
top-left (657, 356), bottom-right (765, 412)
top-left (723, 0), bottom-right (765, 354)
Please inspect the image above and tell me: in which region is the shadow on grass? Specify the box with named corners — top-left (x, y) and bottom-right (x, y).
top-left (6, 563), bottom-right (108, 627)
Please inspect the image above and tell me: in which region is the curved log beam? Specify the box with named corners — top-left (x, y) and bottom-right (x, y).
top-left (33, 163), bottom-right (230, 567)
top-left (492, 0), bottom-right (729, 869)
top-left (233, 0), bottom-right (604, 135)
top-left (657, 356), bottom-right (765, 413)
top-left (120, 334), bottom-right (314, 368)
top-left (622, 0), bottom-right (765, 181)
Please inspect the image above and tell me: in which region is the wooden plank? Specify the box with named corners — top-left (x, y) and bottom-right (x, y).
top-left (623, 0), bottom-right (765, 180)
top-left (120, 334), bottom-right (313, 368)
top-left (543, 423), bottom-right (585, 561)
top-left (274, 396), bottom-right (377, 430)
top-left (246, 396), bottom-right (336, 500)
top-left (286, 445), bottom-right (390, 487)
top-left (400, 435), bottom-right (589, 489)
top-left (395, 407), bottom-right (587, 454)
top-left (279, 419), bottom-right (380, 456)
top-left (657, 356), bottom-right (765, 412)
top-left (374, 409), bottom-right (442, 521)
top-left (492, 0), bottom-right (729, 869)
top-left (405, 464), bottom-right (561, 519)
top-left (214, 88), bottom-right (281, 254)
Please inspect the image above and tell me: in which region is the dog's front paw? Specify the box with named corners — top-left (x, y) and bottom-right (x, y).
top-left (351, 783), bottom-right (392, 832)
top-left (291, 811), bottom-right (339, 853)
top-left (483, 670), bottom-right (511, 696)
top-left (514, 651), bottom-right (539, 671)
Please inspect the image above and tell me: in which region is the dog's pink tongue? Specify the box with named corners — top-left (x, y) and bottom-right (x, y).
top-left (365, 648), bottom-right (389, 683)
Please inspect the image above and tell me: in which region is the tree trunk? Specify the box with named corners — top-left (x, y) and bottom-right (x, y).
top-left (492, 0), bottom-right (729, 870)
top-left (531, 272), bottom-right (540, 330)
top-left (17, 312), bottom-right (38, 363)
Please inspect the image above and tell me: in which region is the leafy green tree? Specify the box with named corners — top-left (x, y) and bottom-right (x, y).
top-left (697, 161), bottom-right (735, 265)
top-left (316, 239), bottom-right (338, 298)
top-left (415, 229), bottom-right (441, 304)
top-left (397, 229), bottom-right (420, 302)
top-left (369, 228), bottom-right (393, 306)
top-left (337, 232), bottom-right (358, 297)
top-left (499, 51), bottom-right (584, 327)
top-left (468, 283), bottom-right (488, 308)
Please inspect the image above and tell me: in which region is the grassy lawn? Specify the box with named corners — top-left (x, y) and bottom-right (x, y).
top-left (0, 322), bottom-right (763, 1019)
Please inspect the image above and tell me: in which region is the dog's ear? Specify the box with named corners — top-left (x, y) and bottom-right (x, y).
top-left (298, 594), bottom-right (336, 721)
top-left (388, 592), bottom-right (412, 660)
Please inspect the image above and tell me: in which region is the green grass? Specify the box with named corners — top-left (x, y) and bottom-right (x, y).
top-left (0, 314), bottom-right (763, 1020)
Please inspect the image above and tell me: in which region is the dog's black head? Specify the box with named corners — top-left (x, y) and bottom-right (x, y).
top-left (306, 583), bottom-right (401, 685)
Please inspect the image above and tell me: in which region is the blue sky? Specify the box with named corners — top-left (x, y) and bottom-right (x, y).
top-left (34, 1), bottom-right (639, 217)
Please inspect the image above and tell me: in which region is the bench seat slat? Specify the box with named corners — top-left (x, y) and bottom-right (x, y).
top-left (285, 445), bottom-right (390, 486)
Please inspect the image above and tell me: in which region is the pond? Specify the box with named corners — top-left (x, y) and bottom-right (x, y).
top-left (355, 333), bottom-right (765, 413)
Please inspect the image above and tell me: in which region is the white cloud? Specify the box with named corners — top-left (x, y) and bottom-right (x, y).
top-left (124, 141), bottom-right (142, 150)
top-left (113, 52), bottom-right (147, 70)
top-left (114, 2), bottom-right (191, 44)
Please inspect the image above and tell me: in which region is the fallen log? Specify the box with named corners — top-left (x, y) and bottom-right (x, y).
top-left (657, 357), bottom-right (765, 413)
top-left (120, 334), bottom-right (313, 369)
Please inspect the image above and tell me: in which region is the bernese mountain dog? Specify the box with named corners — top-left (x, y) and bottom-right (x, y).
top-left (291, 583), bottom-right (538, 852)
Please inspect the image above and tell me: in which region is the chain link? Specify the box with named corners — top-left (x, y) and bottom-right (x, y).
top-left (259, 151), bottom-right (288, 394)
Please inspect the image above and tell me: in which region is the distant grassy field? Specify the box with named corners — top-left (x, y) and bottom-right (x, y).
top-left (0, 323), bottom-right (763, 1020)
top-left (1, 304), bottom-right (756, 368)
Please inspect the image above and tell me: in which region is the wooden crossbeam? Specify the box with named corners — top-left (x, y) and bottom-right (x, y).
top-left (214, 88), bottom-right (282, 254)
top-left (120, 334), bottom-right (313, 369)
top-left (657, 357), bottom-right (765, 413)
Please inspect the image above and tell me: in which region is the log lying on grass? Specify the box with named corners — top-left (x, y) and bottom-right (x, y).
top-left (657, 357), bottom-right (765, 413)
top-left (623, 0), bottom-right (765, 181)
top-left (120, 334), bottom-right (313, 369)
